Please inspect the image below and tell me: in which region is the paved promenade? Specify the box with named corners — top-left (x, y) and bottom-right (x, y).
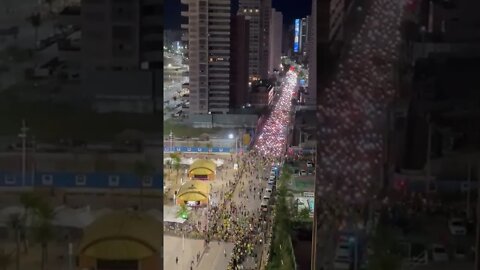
top-left (164, 235), bottom-right (234, 270)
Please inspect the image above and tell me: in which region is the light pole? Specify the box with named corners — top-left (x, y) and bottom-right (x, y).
top-left (18, 119), bottom-right (29, 188)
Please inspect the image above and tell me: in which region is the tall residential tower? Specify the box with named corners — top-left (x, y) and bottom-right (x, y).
top-left (239, 0), bottom-right (271, 81)
top-left (182, 0), bottom-right (231, 115)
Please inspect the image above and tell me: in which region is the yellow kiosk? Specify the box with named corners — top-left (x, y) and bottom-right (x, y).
top-left (177, 180), bottom-right (210, 207)
top-left (188, 159), bottom-right (216, 180)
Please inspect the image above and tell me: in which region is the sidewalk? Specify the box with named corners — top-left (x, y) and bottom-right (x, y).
top-left (164, 235), bottom-right (234, 270)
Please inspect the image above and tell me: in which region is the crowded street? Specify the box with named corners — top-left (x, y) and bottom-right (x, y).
top-left (163, 71), bottom-right (299, 270)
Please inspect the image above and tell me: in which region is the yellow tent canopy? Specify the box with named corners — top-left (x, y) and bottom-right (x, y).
top-left (188, 159), bottom-right (216, 177)
top-left (78, 211), bottom-right (162, 260)
top-left (177, 180), bottom-right (210, 202)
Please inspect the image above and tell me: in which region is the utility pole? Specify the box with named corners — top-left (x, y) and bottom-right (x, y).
top-left (18, 120), bottom-right (29, 188)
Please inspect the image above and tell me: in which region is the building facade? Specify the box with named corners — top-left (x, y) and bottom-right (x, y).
top-left (307, 0), bottom-right (317, 106)
top-left (57, 0), bottom-right (163, 113)
top-left (268, 8), bottom-right (282, 77)
top-left (182, 0), bottom-right (231, 115)
top-left (239, 0), bottom-right (271, 81)
top-left (230, 15), bottom-right (250, 108)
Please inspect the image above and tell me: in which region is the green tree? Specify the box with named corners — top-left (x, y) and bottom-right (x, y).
top-left (19, 192), bottom-right (41, 254)
top-left (267, 164), bottom-right (297, 269)
top-left (206, 142), bottom-right (213, 150)
top-left (7, 214), bottom-right (21, 270)
top-left (27, 13), bottom-right (42, 49)
top-left (33, 200), bottom-right (55, 270)
top-left (297, 207), bottom-right (311, 221)
top-left (170, 153), bottom-right (181, 184)
top-left (133, 159), bottom-right (155, 210)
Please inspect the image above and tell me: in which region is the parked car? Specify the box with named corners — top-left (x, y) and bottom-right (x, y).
top-left (300, 170), bottom-right (307, 176)
top-left (306, 161), bottom-right (314, 167)
top-left (432, 244), bottom-right (448, 262)
top-left (448, 218), bottom-right (466, 236)
top-left (261, 200), bottom-right (269, 212)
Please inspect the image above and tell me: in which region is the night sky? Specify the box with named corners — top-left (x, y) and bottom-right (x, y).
top-left (165, 0), bottom-right (312, 30)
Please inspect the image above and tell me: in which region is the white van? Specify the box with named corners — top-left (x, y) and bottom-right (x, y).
top-left (261, 200), bottom-right (269, 212)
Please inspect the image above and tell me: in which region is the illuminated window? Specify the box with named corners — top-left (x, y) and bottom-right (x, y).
top-left (256, 9), bottom-right (259, 12)
top-left (250, 9), bottom-right (253, 12)
top-left (244, 9), bottom-right (247, 12)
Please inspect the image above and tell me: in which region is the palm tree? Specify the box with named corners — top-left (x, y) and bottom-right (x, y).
top-left (33, 201), bottom-right (55, 270)
top-left (170, 153), bottom-right (181, 184)
top-left (173, 157), bottom-right (181, 181)
top-left (19, 192), bottom-right (40, 254)
top-left (297, 207), bottom-right (311, 221)
top-left (133, 160), bottom-right (155, 210)
top-left (7, 214), bottom-right (21, 270)
top-left (27, 13), bottom-right (42, 49)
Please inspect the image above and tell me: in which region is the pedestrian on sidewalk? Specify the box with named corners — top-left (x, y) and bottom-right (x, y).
top-left (176, 257), bottom-right (178, 264)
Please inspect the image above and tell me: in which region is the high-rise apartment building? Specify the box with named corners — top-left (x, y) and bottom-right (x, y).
top-left (230, 15), bottom-right (250, 108)
top-left (182, 0), bottom-right (231, 115)
top-left (300, 16), bottom-right (310, 57)
top-left (307, 0), bottom-right (317, 106)
top-left (239, 0), bottom-right (271, 81)
top-left (268, 8), bottom-right (282, 76)
top-left (57, 0), bottom-right (162, 113)
top-left (317, 0), bottom-right (345, 74)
